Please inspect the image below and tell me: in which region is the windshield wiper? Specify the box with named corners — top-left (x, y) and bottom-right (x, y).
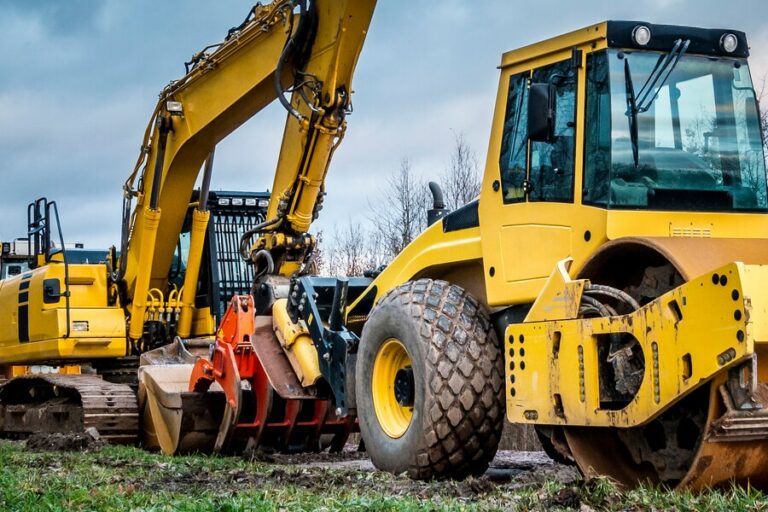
top-left (624, 59), bottom-right (640, 169)
top-left (624, 39), bottom-right (691, 168)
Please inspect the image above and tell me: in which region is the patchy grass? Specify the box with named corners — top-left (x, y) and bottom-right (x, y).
top-left (0, 441), bottom-right (767, 511)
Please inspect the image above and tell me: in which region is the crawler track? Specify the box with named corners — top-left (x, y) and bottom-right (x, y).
top-left (0, 375), bottom-right (138, 444)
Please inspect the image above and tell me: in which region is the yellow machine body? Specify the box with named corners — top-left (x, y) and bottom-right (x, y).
top-left (349, 21), bottom-right (768, 488)
top-left (505, 259), bottom-right (762, 426)
top-left (0, 264), bottom-right (125, 365)
top-left (0, 0), bottom-right (378, 452)
top-left (0, 0), bottom-right (377, 369)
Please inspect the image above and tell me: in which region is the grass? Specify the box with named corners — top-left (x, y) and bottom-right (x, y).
top-left (0, 441), bottom-right (768, 511)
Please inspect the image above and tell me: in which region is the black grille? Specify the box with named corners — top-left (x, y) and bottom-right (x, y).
top-left (204, 191), bottom-right (269, 321)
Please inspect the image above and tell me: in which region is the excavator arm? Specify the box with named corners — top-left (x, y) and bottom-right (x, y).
top-left (118, 0), bottom-right (376, 341)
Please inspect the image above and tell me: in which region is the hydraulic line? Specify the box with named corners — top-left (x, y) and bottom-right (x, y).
top-left (274, 0), bottom-right (312, 122)
top-left (177, 150), bottom-right (216, 338)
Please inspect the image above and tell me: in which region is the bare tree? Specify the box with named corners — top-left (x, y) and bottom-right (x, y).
top-left (309, 230), bottom-right (328, 275)
top-left (758, 74), bottom-right (768, 160)
top-left (364, 228), bottom-right (391, 273)
top-left (326, 221), bottom-right (367, 277)
top-left (369, 158), bottom-right (429, 261)
top-left (441, 132), bottom-right (481, 210)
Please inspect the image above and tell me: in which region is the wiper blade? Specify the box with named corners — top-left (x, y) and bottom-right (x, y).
top-left (635, 39), bottom-right (690, 113)
top-left (624, 58), bottom-right (640, 169)
top-left (623, 39), bottom-right (691, 168)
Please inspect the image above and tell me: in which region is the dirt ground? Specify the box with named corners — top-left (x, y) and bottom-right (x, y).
top-left (11, 435), bottom-right (765, 511)
top-left (22, 432), bottom-right (579, 503)
top-left (131, 447), bottom-right (578, 505)
top-left (9, 432), bottom-right (767, 511)
top-left (25, 428), bottom-right (104, 452)
top-left (261, 445), bottom-right (577, 486)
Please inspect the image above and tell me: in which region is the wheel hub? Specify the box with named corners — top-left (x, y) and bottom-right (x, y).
top-left (372, 338), bottom-right (414, 439)
top-left (394, 367), bottom-right (414, 407)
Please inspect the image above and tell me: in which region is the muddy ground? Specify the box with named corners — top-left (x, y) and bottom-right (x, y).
top-left (22, 431), bottom-right (581, 506)
top-left (11, 433), bottom-right (765, 511)
top-left (260, 446), bottom-right (578, 486)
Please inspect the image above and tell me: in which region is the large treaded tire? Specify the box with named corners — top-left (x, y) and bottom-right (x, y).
top-left (356, 279), bottom-right (505, 480)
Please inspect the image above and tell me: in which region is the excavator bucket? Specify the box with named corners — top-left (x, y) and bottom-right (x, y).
top-left (138, 297), bottom-right (356, 455)
top-left (139, 364), bottom-right (225, 454)
top-left (138, 338), bottom-right (226, 454)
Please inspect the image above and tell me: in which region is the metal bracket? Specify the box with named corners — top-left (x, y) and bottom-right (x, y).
top-left (287, 276), bottom-right (372, 415)
top-left (727, 354), bottom-right (763, 411)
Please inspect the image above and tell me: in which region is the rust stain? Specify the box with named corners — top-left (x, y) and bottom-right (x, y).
top-left (694, 455), bottom-right (713, 473)
top-left (735, 454), bottom-right (747, 475)
top-left (744, 296), bottom-right (752, 323)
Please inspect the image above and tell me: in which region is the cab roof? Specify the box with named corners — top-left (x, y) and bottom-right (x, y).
top-left (501, 21), bottom-right (749, 69)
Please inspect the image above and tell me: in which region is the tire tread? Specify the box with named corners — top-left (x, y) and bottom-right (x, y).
top-left (375, 279), bottom-right (504, 479)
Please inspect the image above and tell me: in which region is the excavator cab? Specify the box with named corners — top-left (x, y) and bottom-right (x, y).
top-left (170, 190), bottom-right (271, 326)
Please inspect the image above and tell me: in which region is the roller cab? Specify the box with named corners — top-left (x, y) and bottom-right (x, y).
top-left (470, 21), bottom-right (768, 489)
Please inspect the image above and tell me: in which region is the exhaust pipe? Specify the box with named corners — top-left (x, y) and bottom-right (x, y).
top-left (427, 182), bottom-right (447, 226)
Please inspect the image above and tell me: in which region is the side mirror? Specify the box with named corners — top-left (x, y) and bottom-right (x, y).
top-left (528, 83), bottom-right (556, 143)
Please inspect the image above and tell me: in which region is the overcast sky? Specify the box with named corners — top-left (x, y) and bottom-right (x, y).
top-left (1, 0), bottom-right (767, 247)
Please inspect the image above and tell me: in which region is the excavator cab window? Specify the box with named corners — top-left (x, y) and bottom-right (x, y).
top-left (583, 49), bottom-right (768, 211)
top-left (499, 61), bottom-right (577, 204)
top-left (5, 264), bottom-right (24, 279)
top-left (170, 191), bottom-right (268, 324)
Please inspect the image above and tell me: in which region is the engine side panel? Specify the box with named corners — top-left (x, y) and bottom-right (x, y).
top-left (0, 263), bottom-right (126, 364)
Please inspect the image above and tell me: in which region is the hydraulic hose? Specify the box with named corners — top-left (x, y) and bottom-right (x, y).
top-left (274, 0), bottom-right (313, 121)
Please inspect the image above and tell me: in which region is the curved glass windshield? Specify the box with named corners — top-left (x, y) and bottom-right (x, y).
top-left (584, 49), bottom-right (768, 211)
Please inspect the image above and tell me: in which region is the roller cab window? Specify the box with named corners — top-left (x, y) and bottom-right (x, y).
top-left (584, 49), bottom-right (768, 211)
top-left (499, 60), bottom-right (577, 204)
top-left (499, 72), bottom-right (529, 203)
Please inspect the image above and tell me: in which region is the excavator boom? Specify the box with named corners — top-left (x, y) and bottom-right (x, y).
top-left (121, 0), bottom-right (376, 341)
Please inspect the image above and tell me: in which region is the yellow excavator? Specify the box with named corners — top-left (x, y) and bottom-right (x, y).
top-left (2, 0), bottom-right (768, 491)
top-left (0, 0), bottom-right (377, 451)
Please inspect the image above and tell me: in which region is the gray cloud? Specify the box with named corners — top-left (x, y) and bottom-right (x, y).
top-left (1, 1), bottom-right (767, 247)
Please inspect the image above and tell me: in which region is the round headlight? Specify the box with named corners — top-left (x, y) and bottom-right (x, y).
top-left (721, 33), bottom-right (739, 53)
top-left (632, 25), bottom-right (652, 47)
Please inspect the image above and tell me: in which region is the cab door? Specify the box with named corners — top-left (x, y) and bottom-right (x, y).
top-left (479, 54), bottom-right (581, 306)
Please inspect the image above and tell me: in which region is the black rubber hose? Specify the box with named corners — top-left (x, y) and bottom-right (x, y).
top-left (199, 149), bottom-right (215, 212)
top-left (274, 0), bottom-right (310, 120)
top-left (149, 116), bottom-right (170, 211)
top-left (584, 284), bottom-right (641, 312)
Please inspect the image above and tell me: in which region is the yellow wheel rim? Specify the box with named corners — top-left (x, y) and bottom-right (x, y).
top-left (372, 338), bottom-right (414, 439)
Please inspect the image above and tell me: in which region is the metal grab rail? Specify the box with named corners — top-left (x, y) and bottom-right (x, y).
top-left (26, 198), bottom-right (71, 339)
